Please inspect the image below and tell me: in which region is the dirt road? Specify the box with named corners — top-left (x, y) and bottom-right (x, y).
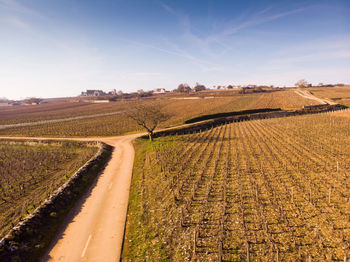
top-left (1, 134), bottom-right (142, 261)
top-left (294, 89), bottom-right (336, 105)
top-left (39, 134), bottom-right (141, 262)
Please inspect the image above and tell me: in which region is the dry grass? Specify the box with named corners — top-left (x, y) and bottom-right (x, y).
top-left (247, 89), bottom-right (320, 109)
top-left (308, 85), bottom-right (350, 106)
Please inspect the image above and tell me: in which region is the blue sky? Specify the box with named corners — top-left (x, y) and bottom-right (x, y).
top-left (0, 0), bottom-right (349, 99)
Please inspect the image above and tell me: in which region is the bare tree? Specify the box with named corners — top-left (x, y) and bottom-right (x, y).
top-left (194, 83), bottom-right (206, 92)
top-left (177, 83), bottom-right (191, 93)
top-left (126, 103), bottom-right (171, 141)
top-left (295, 79), bottom-right (309, 88)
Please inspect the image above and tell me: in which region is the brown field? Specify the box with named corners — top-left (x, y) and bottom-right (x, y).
top-left (0, 90), bottom-right (321, 137)
top-left (123, 110), bottom-right (350, 261)
top-left (0, 140), bottom-right (98, 238)
top-left (308, 85), bottom-right (350, 106)
top-left (334, 108), bottom-right (350, 118)
top-left (246, 89), bottom-right (320, 109)
top-left (0, 100), bottom-right (136, 125)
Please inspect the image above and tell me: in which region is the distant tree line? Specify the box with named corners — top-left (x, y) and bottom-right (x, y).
top-left (176, 83), bottom-right (207, 93)
top-left (295, 80), bottom-right (345, 88)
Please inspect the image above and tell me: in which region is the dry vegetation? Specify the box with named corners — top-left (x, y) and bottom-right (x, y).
top-left (0, 140), bottom-right (98, 238)
top-left (247, 89), bottom-right (320, 109)
top-left (0, 90), bottom-right (321, 137)
top-left (123, 109), bottom-right (350, 261)
top-left (0, 101), bottom-right (135, 125)
top-left (308, 85), bottom-right (350, 106)
top-left (0, 114), bottom-right (141, 137)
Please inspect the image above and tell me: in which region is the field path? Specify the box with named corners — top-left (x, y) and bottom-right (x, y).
top-left (294, 89), bottom-right (336, 105)
top-left (0, 133), bottom-right (142, 262)
top-left (45, 134), bottom-right (141, 262)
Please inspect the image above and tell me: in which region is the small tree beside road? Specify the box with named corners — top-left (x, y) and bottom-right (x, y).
top-left (125, 104), bottom-right (171, 142)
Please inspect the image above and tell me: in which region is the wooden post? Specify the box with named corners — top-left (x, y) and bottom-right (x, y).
top-left (193, 229), bottom-right (196, 259)
top-left (314, 226), bottom-right (317, 237)
top-left (246, 241), bottom-right (250, 262)
top-left (218, 240), bottom-right (223, 262)
top-left (308, 187), bottom-right (311, 202)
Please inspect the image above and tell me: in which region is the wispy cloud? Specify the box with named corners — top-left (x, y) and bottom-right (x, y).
top-left (131, 72), bottom-right (162, 77)
top-left (255, 36), bottom-right (350, 73)
top-left (276, 35), bottom-right (350, 55)
top-left (158, 1), bottom-right (309, 64)
top-left (0, 0), bottom-right (48, 34)
top-left (0, 0), bottom-right (41, 17)
top-left (256, 6), bottom-right (274, 16)
top-left (0, 0), bottom-right (95, 58)
top-left (120, 36), bottom-right (222, 72)
top-left (158, 2), bottom-right (227, 67)
top-left (218, 7), bottom-right (306, 38)
top-left (273, 50), bottom-right (350, 64)
top-left (159, 2), bottom-right (177, 16)
top-left (120, 72), bottom-right (162, 80)
top-left (1, 16), bottom-right (31, 31)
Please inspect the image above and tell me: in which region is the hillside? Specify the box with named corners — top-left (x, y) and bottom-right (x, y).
top-left (123, 109), bottom-right (350, 261)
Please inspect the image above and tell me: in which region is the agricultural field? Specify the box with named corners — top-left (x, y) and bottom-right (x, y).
top-left (0, 114), bottom-right (142, 137)
top-left (247, 89), bottom-right (320, 109)
top-left (0, 90), bottom-right (320, 137)
top-left (0, 93), bottom-right (263, 126)
top-left (0, 100), bottom-right (136, 125)
top-left (0, 140), bottom-right (98, 238)
top-left (308, 85), bottom-right (350, 106)
top-left (123, 109), bottom-right (350, 261)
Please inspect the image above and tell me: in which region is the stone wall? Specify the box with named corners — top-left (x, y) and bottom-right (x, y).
top-left (0, 141), bottom-right (113, 262)
top-left (150, 104), bottom-right (347, 138)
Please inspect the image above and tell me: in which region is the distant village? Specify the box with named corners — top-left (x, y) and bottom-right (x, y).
top-left (81, 87), bottom-right (167, 97)
top-left (80, 81), bottom-right (345, 98)
top-left (1, 82), bottom-right (345, 106)
top-left (79, 83), bottom-right (273, 98)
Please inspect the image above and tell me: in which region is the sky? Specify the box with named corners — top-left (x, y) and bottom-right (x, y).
top-left (0, 0), bottom-right (349, 99)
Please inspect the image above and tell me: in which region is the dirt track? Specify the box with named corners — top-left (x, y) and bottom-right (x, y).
top-left (294, 89), bottom-right (336, 105)
top-left (1, 134), bottom-right (142, 262)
